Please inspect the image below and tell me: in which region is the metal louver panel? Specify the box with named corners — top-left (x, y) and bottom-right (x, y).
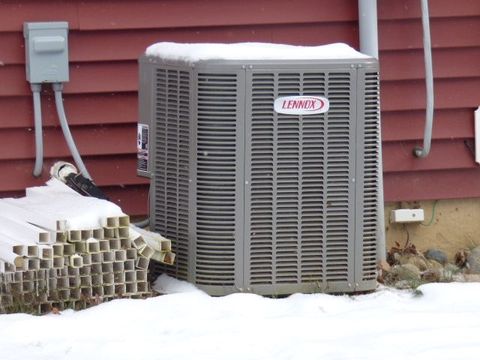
top-left (152, 68), bottom-right (191, 280)
top-left (195, 72), bottom-right (239, 286)
top-left (324, 72), bottom-right (354, 285)
top-left (360, 72), bottom-right (381, 282)
top-left (248, 72), bottom-right (275, 285)
top-left (247, 70), bottom-right (355, 291)
top-left (300, 73), bottom-right (326, 284)
top-left (275, 73), bottom-right (302, 285)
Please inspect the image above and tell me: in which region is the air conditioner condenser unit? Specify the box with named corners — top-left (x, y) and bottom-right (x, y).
top-left (137, 42), bottom-right (384, 295)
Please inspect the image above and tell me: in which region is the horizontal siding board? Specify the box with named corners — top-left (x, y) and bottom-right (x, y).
top-left (0, 65), bottom-right (29, 97)
top-left (378, 0), bottom-right (480, 20)
top-left (0, 125), bottom-right (136, 160)
top-left (0, 93), bottom-right (137, 129)
top-left (4, 16), bottom-right (479, 66)
top-left (382, 109), bottom-right (474, 142)
top-left (383, 139), bottom-right (475, 173)
top-left (379, 17), bottom-right (480, 51)
top-left (4, 37), bottom-right (480, 82)
top-left (4, 62), bottom-right (480, 102)
top-left (2, 22), bottom-right (359, 65)
top-left (0, 62), bottom-right (137, 96)
top-left (380, 47), bottom-right (480, 81)
top-left (384, 168), bottom-right (480, 202)
top-left (0, 156), bottom-right (148, 192)
top-left (5, 0), bottom-right (475, 32)
top-left (0, 0), bottom-right (357, 32)
top-left (269, 21), bottom-right (358, 46)
top-left (0, 32), bottom-right (23, 65)
top-left (102, 185), bottom-right (148, 216)
top-left (0, 1), bottom-right (80, 32)
top-left (381, 78), bottom-right (480, 111)
top-left (63, 61), bottom-right (138, 94)
top-left (77, 0), bottom-right (356, 30)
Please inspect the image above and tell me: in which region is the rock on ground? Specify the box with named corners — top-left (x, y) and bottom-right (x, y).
top-left (399, 254), bottom-right (428, 271)
top-left (387, 263), bottom-right (421, 284)
top-left (424, 249), bottom-right (448, 265)
top-left (467, 246), bottom-right (480, 274)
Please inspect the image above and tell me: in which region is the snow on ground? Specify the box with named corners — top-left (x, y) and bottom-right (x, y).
top-left (0, 277), bottom-right (479, 360)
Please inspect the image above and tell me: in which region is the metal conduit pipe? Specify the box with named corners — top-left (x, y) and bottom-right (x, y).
top-left (52, 83), bottom-right (92, 180)
top-left (358, 0), bottom-right (386, 263)
top-left (414, 0), bottom-right (435, 158)
top-left (31, 84), bottom-right (43, 177)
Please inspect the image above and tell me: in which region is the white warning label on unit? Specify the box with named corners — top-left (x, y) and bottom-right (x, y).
top-left (137, 124), bottom-right (149, 172)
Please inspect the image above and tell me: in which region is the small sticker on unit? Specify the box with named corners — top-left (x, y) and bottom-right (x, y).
top-left (274, 95), bottom-right (329, 115)
top-left (137, 124), bottom-right (149, 172)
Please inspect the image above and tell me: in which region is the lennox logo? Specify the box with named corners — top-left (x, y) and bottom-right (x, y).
top-left (274, 96), bottom-right (329, 115)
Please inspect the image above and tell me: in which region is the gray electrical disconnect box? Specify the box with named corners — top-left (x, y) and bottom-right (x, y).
top-left (23, 22), bottom-right (69, 83)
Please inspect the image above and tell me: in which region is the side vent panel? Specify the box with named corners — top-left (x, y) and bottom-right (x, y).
top-left (300, 73), bottom-right (326, 284)
top-left (151, 68), bottom-right (191, 280)
top-left (194, 72), bottom-right (240, 287)
top-left (356, 71), bottom-right (381, 286)
top-left (248, 72), bottom-right (275, 286)
top-left (324, 72), bottom-right (354, 287)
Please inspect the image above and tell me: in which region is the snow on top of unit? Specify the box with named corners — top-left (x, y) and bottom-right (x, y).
top-left (145, 42), bottom-right (370, 62)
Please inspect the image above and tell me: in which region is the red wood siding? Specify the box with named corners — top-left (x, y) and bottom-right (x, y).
top-left (0, 0), bottom-right (478, 215)
top-left (378, 0), bottom-right (480, 201)
top-left (0, 0), bottom-right (358, 215)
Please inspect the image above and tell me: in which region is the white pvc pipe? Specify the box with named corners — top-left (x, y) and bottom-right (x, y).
top-left (358, 0), bottom-right (378, 58)
top-left (52, 83), bottom-right (92, 179)
top-left (0, 200), bottom-right (60, 232)
top-left (0, 244), bottom-right (24, 269)
top-left (0, 235), bottom-right (27, 257)
top-left (414, 0), bottom-right (435, 158)
top-left (0, 234), bottom-right (40, 257)
top-left (0, 216), bottom-right (50, 244)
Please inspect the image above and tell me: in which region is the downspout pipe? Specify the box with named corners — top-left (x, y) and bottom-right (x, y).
top-left (358, 0), bottom-right (386, 263)
top-left (358, 0), bottom-right (378, 59)
top-left (413, 0), bottom-right (435, 158)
